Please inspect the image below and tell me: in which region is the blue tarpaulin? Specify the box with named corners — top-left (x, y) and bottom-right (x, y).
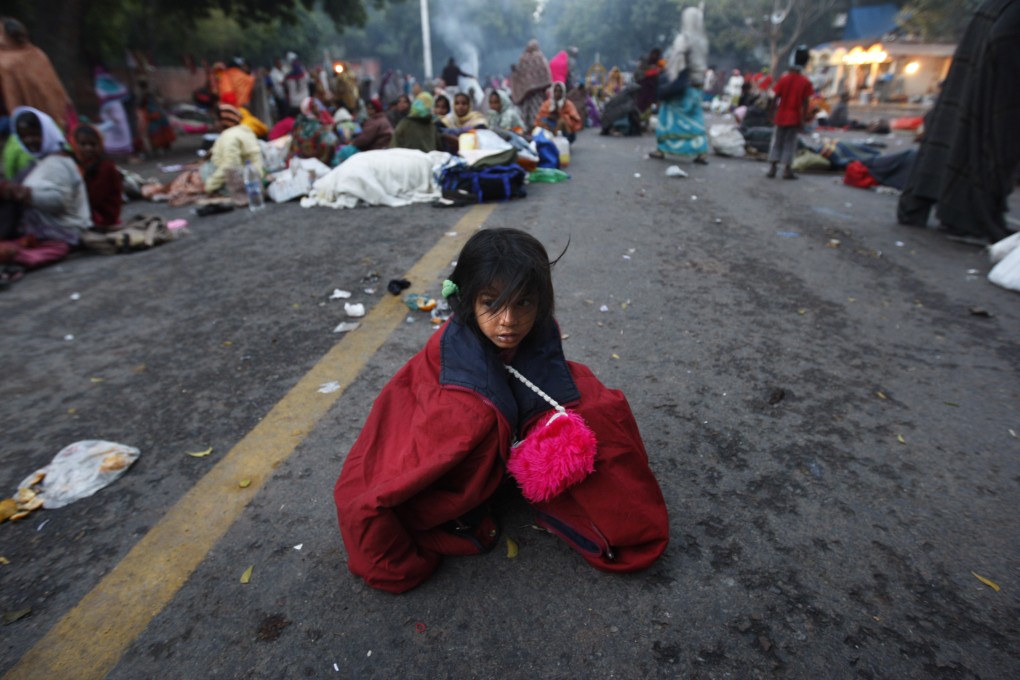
top-left (843, 4), bottom-right (900, 40)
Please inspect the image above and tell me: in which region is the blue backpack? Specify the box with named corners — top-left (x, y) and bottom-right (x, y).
top-left (440, 164), bottom-right (527, 204)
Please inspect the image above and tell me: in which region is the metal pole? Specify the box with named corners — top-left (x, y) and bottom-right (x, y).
top-left (421, 0), bottom-right (433, 81)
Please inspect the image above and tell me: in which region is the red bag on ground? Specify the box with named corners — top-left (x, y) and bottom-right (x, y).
top-left (843, 160), bottom-right (879, 189)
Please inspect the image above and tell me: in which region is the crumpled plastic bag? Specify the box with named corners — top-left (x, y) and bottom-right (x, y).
top-left (18, 440), bottom-right (140, 509)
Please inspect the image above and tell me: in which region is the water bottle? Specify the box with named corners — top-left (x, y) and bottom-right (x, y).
top-left (243, 160), bottom-right (265, 212)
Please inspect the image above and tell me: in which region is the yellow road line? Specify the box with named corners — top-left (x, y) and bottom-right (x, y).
top-left (3, 204), bottom-right (495, 680)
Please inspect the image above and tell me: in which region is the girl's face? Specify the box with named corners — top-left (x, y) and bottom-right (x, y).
top-left (553, 84), bottom-right (564, 99)
top-left (474, 284), bottom-right (538, 350)
top-left (489, 93), bottom-right (501, 112)
top-left (435, 97), bottom-right (449, 116)
top-left (453, 94), bottom-right (470, 117)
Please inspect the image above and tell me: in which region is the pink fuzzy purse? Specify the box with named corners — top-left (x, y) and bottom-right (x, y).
top-left (504, 365), bottom-right (598, 503)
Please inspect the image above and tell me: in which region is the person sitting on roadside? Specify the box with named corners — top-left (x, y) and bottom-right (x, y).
top-left (485, 89), bottom-right (526, 134)
top-left (70, 122), bottom-right (122, 230)
top-left (385, 94), bottom-right (411, 129)
top-left (348, 98), bottom-right (394, 152)
top-left (204, 103), bottom-right (262, 194)
top-left (534, 82), bottom-right (583, 143)
top-left (290, 97), bottom-right (340, 166)
top-left (391, 93), bottom-right (441, 153)
top-left (442, 92), bottom-right (488, 134)
top-left (0, 107), bottom-right (91, 272)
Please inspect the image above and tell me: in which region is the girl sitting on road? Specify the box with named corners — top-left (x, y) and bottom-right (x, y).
top-left (334, 228), bottom-right (669, 593)
top-left (71, 122), bottom-right (123, 230)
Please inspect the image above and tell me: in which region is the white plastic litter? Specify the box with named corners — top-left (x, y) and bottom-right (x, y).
top-left (329, 289), bottom-right (352, 300)
top-left (18, 440), bottom-right (140, 509)
top-left (333, 321), bottom-right (361, 333)
top-left (665, 165), bottom-right (688, 178)
top-left (344, 303), bottom-right (366, 318)
top-left (988, 231), bottom-right (1020, 265)
top-left (988, 233), bottom-right (1020, 292)
top-left (318, 381), bottom-right (342, 394)
top-left (709, 124), bottom-right (746, 157)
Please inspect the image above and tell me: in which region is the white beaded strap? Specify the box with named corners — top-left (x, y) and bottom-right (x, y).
top-left (504, 364), bottom-right (567, 421)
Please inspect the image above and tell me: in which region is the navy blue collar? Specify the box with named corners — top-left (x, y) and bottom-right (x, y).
top-left (440, 317), bottom-right (580, 431)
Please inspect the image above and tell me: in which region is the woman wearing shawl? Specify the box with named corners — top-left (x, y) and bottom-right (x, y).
top-left (485, 90), bottom-right (526, 134)
top-left (650, 7), bottom-right (710, 164)
top-left (0, 18), bottom-right (76, 132)
top-left (347, 98), bottom-right (394, 152)
top-left (290, 97), bottom-right (341, 166)
top-left (71, 123), bottom-right (123, 230)
top-left (604, 67), bottom-right (625, 99)
top-left (534, 82), bottom-right (583, 143)
top-left (391, 93), bottom-right (441, 153)
top-left (204, 103), bottom-right (262, 194)
top-left (511, 40), bottom-right (552, 132)
top-left (442, 92), bottom-right (487, 134)
top-left (137, 80), bottom-right (176, 154)
top-left (0, 107), bottom-right (90, 272)
top-left (94, 69), bottom-right (133, 156)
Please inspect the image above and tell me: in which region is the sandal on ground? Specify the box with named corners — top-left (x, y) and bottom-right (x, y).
top-left (782, 170), bottom-right (798, 180)
top-left (766, 166), bottom-right (777, 178)
top-left (0, 264), bottom-right (25, 289)
top-left (693, 155), bottom-right (709, 165)
top-left (648, 150), bottom-right (665, 160)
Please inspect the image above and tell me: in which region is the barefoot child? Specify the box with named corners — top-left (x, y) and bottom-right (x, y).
top-left (334, 228), bottom-right (669, 593)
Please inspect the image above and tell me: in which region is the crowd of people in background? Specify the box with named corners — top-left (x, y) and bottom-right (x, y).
top-left (2, 0), bottom-right (1018, 289)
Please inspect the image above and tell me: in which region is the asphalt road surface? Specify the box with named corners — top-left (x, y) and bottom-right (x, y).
top-left (2, 121), bottom-right (1019, 679)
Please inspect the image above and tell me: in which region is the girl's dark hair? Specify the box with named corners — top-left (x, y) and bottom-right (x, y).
top-left (2, 18), bottom-right (28, 46)
top-left (447, 228), bottom-right (564, 336)
top-left (453, 92), bottom-right (471, 105)
top-left (435, 94), bottom-right (450, 109)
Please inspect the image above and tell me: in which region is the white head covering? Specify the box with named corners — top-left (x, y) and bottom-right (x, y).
top-left (11, 106), bottom-right (66, 158)
top-left (666, 6), bottom-right (708, 85)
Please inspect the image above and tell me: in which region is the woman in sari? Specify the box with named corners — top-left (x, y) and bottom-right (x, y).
top-left (511, 40), bottom-right (552, 132)
top-left (650, 7), bottom-right (709, 164)
top-left (485, 90), bottom-right (526, 134)
top-left (94, 69), bottom-right (133, 157)
top-left (290, 97), bottom-right (340, 166)
top-left (137, 80), bottom-right (175, 154)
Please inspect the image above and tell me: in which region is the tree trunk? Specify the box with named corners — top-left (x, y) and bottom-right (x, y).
top-left (30, 0), bottom-right (97, 118)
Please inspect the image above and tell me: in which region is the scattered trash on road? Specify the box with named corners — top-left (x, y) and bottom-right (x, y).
top-left (329, 289), bottom-right (352, 300)
top-left (387, 278), bottom-right (411, 295)
top-left (404, 294), bottom-right (437, 311)
top-left (318, 381), bottom-right (342, 394)
top-left (186, 447), bottom-right (213, 458)
top-left (240, 565), bottom-right (254, 584)
top-left (10, 441), bottom-right (140, 515)
top-left (69, 292), bottom-right (81, 301)
top-left (971, 571), bottom-right (1001, 592)
top-left (344, 302), bottom-right (366, 318)
top-left (333, 321), bottom-right (361, 334)
top-left (665, 165), bottom-right (688, 178)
